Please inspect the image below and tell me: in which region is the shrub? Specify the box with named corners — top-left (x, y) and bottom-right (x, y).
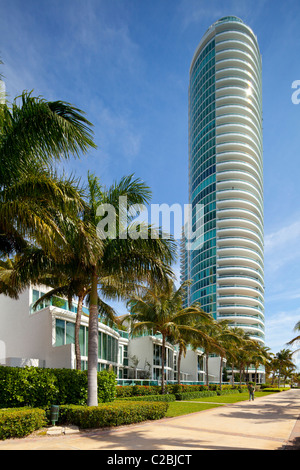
top-left (97, 370), bottom-right (116, 403)
top-left (58, 401), bottom-right (169, 428)
top-left (116, 385), bottom-right (160, 398)
top-left (0, 366), bottom-right (58, 408)
top-left (175, 390), bottom-right (217, 400)
top-left (0, 407), bottom-right (47, 440)
top-left (261, 387), bottom-right (286, 392)
top-left (120, 394), bottom-right (176, 402)
top-left (216, 389), bottom-right (240, 396)
top-left (0, 366), bottom-right (116, 407)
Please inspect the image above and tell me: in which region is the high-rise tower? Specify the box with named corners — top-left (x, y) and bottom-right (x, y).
top-left (181, 16), bottom-right (264, 345)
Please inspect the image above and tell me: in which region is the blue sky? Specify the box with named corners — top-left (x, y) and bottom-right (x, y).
top-left (1, 0), bottom-right (300, 366)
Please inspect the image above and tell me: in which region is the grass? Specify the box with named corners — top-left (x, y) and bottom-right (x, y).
top-left (188, 391), bottom-right (270, 403)
top-left (165, 402), bottom-right (223, 417)
top-left (165, 391), bottom-right (274, 418)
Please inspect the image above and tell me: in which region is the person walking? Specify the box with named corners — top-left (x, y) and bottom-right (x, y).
top-left (248, 382), bottom-right (255, 401)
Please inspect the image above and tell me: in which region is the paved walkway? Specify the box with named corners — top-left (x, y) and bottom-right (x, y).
top-left (0, 389), bottom-right (299, 451)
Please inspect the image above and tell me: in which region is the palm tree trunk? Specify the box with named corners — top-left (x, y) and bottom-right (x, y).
top-left (161, 335), bottom-right (166, 394)
top-left (205, 353), bottom-right (209, 390)
top-left (231, 363), bottom-right (234, 386)
top-left (219, 356), bottom-right (223, 391)
top-left (75, 295), bottom-right (84, 370)
top-left (177, 345), bottom-right (183, 385)
top-left (87, 269), bottom-right (99, 406)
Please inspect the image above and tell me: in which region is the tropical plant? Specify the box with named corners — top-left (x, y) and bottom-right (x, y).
top-left (274, 349), bottom-right (295, 387)
top-left (287, 320), bottom-right (300, 355)
top-left (251, 344), bottom-right (271, 384)
top-left (174, 312), bottom-right (214, 386)
top-left (190, 318), bottom-right (225, 389)
top-left (82, 173), bottom-right (177, 405)
top-left (213, 321), bottom-right (242, 390)
top-left (125, 280), bottom-right (214, 394)
top-left (224, 326), bottom-right (245, 386)
top-left (0, 89), bottom-right (96, 256)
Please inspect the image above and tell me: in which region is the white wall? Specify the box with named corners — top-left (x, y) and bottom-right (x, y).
top-left (0, 287), bottom-right (73, 368)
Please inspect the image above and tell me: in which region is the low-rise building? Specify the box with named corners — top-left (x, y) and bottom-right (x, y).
top-left (0, 286), bottom-right (224, 384)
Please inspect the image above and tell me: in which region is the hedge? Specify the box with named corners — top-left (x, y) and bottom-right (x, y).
top-left (58, 401), bottom-right (169, 428)
top-left (0, 407), bottom-right (47, 440)
top-left (174, 389), bottom-right (242, 400)
top-left (216, 389), bottom-right (241, 396)
top-left (261, 387), bottom-right (286, 392)
top-left (175, 390), bottom-right (218, 400)
top-left (120, 394), bottom-right (176, 402)
top-left (0, 366), bottom-right (116, 408)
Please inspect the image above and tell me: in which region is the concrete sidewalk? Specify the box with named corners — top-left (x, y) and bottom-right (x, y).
top-left (0, 389), bottom-right (299, 450)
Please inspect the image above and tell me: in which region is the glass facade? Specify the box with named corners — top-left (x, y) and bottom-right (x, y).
top-left (189, 38), bottom-right (217, 318)
top-left (183, 16), bottom-right (265, 346)
top-left (55, 318), bottom-right (119, 371)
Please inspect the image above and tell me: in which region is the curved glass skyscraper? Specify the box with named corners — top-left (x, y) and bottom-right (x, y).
top-left (182, 16), bottom-right (264, 345)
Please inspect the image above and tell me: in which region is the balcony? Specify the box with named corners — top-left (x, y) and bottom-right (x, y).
top-left (217, 254), bottom-right (263, 271)
top-left (216, 133), bottom-right (262, 160)
top-left (217, 244), bottom-right (263, 260)
top-left (216, 47), bottom-right (261, 72)
top-left (216, 123), bottom-right (262, 151)
top-left (217, 235), bottom-right (263, 255)
top-left (217, 264), bottom-right (264, 283)
top-left (217, 284), bottom-right (264, 300)
top-left (216, 198), bottom-right (263, 219)
top-left (218, 293), bottom-right (264, 308)
top-left (216, 103), bottom-right (262, 131)
top-left (215, 29), bottom-right (261, 60)
top-left (218, 303), bottom-right (264, 315)
top-left (217, 274), bottom-right (264, 290)
top-left (217, 207), bottom-right (263, 230)
top-left (216, 179), bottom-right (263, 204)
top-left (216, 57), bottom-right (261, 87)
top-left (216, 155), bottom-right (262, 174)
top-left (216, 186), bottom-right (263, 210)
top-left (217, 226), bottom-right (263, 246)
top-left (217, 312), bottom-right (265, 326)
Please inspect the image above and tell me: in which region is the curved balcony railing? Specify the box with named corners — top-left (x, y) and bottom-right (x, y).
top-left (216, 28), bottom-right (261, 59)
top-left (217, 312), bottom-right (265, 323)
top-left (218, 303), bottom-right (264, 313)
top-left (216, 103), bottom-right (262, 131)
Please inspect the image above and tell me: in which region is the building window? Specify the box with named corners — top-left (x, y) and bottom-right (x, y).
top-left (55, 319), bottom-right (65, 347)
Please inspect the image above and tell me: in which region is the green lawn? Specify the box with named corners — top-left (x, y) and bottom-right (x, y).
top-left (165, 401), bottom-right (223, 417)
top-left (165, 391), bottom-right (274, 418)
top-left (188, 391), bottom-right (270, 403)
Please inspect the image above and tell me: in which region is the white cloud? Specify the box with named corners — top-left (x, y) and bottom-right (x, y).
top-left (265, 219), bottom-right (300, 253)
top-left (265, 307), bottom-right (300, 368)
top-left (91, 99), bottom-right (143, 164)
top-left (264, 216), bottom-right (300, 276)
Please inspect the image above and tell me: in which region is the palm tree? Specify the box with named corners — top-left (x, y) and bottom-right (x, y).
top-left (267, 353), bottom-right (279, 385)
top-left (224, 326), bottom-right (245, 386)
top-left (124, 281), bottom-right (212, 394)
top-left (275, 349), bottom-right (295, 387)
top-left (213, 321), bottom-right (243, 390)
top-left (83, 173), bottom-right (177, 405)
top-left (175, 315), bottom-right (214, 386)
top-left (251, 344), bottom-right (271, 384)
top-left (191, 319), bottom-right (224, 389)
top-left (2, 171), bottom-right (176, 402)
top-left (0, 90), bottom-right (96, 256)
top-left (287, 320), bottom-right (300, 356)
